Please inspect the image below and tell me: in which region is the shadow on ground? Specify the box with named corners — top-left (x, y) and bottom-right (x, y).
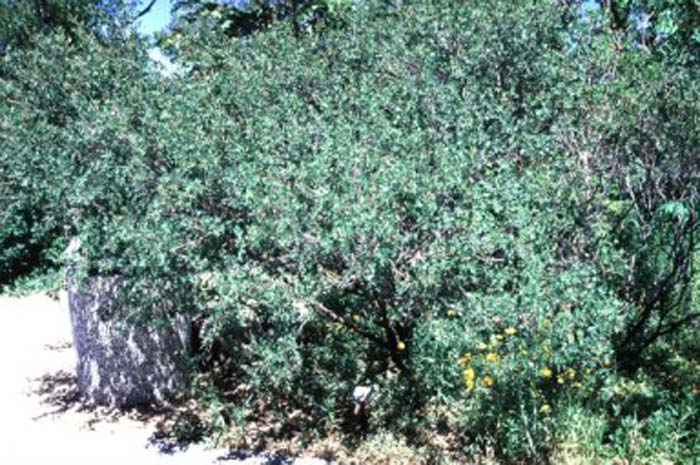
top-left (32, 369), bottom-right (174, 429)
top-left (31, 374), bottom-right (323, 464)
top-left (148, 409), bottom-right (208, 453)
top-left (32, 370), bottom-right (82, 418)
top-left (216, 450), bottom-right (297, 464)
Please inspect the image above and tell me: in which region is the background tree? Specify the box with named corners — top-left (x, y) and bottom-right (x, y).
top-left (593, 0), bottom-right (700, 56)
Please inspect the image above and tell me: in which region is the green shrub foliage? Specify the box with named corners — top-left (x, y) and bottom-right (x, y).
top-left (2, 0), bottom-right (699, 461)
top-left (0, 0), bottom-right (145, 283)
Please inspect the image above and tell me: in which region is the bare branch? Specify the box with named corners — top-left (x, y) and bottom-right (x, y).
top-left (135, 0), bottom-right (158, 21)
top-left (314, 302), bottom-right (384, 346)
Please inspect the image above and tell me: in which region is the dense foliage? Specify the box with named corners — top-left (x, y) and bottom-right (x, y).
top-left (0, 0), bottom-right (145, 284)
top-left (2, 0), bottom-right (699, 462)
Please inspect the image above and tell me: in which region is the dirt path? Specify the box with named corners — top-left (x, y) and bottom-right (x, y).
top-left (0, 293), bottom-right (325, 465)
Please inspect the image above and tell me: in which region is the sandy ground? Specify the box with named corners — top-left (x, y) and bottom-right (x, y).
top-left (0, 292), bottom-right (326, 465)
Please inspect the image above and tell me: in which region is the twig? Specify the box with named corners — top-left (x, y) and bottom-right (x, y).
top-left (135, 0), bottom-right (158, 21)
top-left (314, 302), bottom-right (384, 346)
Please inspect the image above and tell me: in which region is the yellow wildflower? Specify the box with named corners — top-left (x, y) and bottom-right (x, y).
top-left (567, 368), bottom-right (576, 380)
top-left (494, 334), bottom-right (504, 342)
top-left (481, 376), bottom-right (495, 388)
top-left (540, 403), bottom-right (551, 415)
top-left (541, 367), bottom-right (553, 379)
top-left (446, 308), bottom-right (459, 317)
top-left (397, 341), bottom-right (406, 351)
top-left (464, 367), bottom-right (475, 392)
top-left (352, 314), bottom-right (361, 321)
top-left (477, 342), bottom-right (488, 351)
top-left (486, 352), bottom-right (499, 363)
top-left (557, 375), bottom-right (565, 385)
top-left (505, 327), bottom-right (517, 336)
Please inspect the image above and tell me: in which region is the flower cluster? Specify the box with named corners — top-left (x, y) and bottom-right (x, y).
top-left (457, 321), bottom-right (610, 416)
top-left (458, 326), bottom-right (520, 392)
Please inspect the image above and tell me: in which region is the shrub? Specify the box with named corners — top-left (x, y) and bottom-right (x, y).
top-left (3, 0), bottom-right (700, 462)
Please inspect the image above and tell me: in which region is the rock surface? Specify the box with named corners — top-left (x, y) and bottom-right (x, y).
top-left (67, 276), bottom-right (191, 407)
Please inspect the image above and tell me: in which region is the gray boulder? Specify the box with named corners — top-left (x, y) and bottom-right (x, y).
top-left (67, 274), bottom-right (191, 408)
